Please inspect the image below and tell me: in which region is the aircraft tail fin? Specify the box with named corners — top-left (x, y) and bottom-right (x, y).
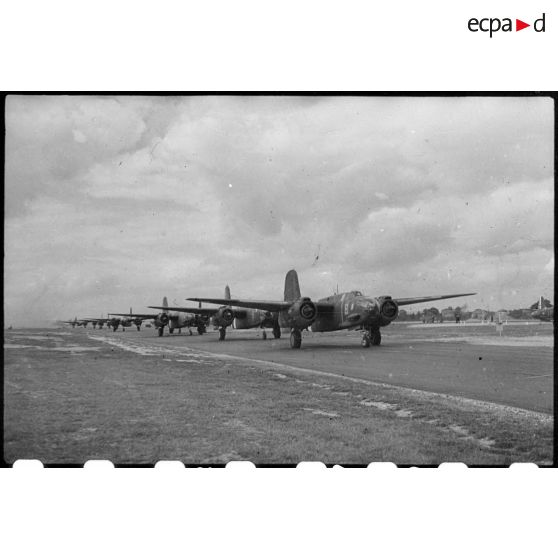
top-left (163, 296), bottom-right (168, 310)
top-left (225, 285), bottom-right (231, 301)
top-left (284, 269), bottom-right (301, 301)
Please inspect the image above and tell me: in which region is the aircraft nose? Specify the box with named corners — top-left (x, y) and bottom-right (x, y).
top-left (364, 298), bottom-right (377, 313)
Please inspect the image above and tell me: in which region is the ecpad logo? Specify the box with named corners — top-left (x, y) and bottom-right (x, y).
top-left (468, 13), bottom-right (546, 37)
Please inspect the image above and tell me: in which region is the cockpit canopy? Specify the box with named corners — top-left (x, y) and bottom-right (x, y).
top-left (350, 290), bottom-right (363, 296)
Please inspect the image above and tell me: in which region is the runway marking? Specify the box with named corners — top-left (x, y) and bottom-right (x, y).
top-left (448, 425), bottom-right (495, 449)
top-left (87, 333), bottom-right (553, 422)
top-left (4, 342), bottom-right (100, 354)
top-left (50, 346), bottom-right (101, 353)
top-left (175, 359), bottom-right (208, 364)
top-left (191, 347), bottom-right (553, 421)
top-left (303, 408), bottom-right (340, 418)
top-left (403, 336), bottom-right (553, 348)
top-left (361, 400), bottom-right (396, 411)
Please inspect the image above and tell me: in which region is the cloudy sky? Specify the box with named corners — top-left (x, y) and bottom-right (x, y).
top-left (4, 95), bottom-right (554, 327)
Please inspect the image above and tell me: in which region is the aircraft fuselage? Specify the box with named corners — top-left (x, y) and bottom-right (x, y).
top-left (234, 308), bottom-right (277, 330)
top-left (311, 292), bottom-right (398, 332)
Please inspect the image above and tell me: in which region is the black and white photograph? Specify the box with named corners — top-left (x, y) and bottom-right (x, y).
top-left (3, 94), bottom-right (554, 465)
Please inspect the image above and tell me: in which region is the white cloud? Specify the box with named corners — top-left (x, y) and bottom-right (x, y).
top-left (4, 95), bottom-right (554, 325)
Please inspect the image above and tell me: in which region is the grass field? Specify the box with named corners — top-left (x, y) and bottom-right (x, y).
top-left (3, 328), bottom-right (553, 465)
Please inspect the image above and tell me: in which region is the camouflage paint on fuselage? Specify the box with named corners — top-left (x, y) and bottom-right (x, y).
top-left (310, 291), bottom-right (395, 332)
top-left (234, 308), bottom-right (277, 330)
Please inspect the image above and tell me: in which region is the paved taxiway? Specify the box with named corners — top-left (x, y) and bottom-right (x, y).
top-left (133, 322), bottom-right (553, 413)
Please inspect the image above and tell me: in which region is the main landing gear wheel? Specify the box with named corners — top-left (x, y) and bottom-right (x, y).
top-left (273, 325), bottom-right (281, 339)
top-left (197, 325), bottom-right (204, 335)
top-left (188, 329), bottom-right (193, 336)
top-left (362, 328), bottom-right (381, 347)
top-left (137, 326), bottom-right (141, 331)
top-left (178, 328), bottom-right (182, 334)
top-left (219, 327), bottom-right (226, 341)
top-left (290, 329), bottom-right (302, 349)
top-left (169, 327), bottom-right (174, 334)
top-left (262, 330), bottom-right (267, 340)
top-left (158, 327), bottom-right (164, 337)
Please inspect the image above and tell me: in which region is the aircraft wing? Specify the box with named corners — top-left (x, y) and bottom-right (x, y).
top-left (148, 305), bottom-right (218, 315)
top-left (109, 313), bottom-right (159, 318)
top-left (394, 293), bottom-right (476, 306)
top-left (187, 297), bottom-right (293, 312)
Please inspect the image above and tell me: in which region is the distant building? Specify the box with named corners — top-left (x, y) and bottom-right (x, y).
top-left (471, 309), bottom-right (486, 320)
top-left (440, 307), bottom-right (455, 321)
top-left (422, 308), bottom-right (441, 323)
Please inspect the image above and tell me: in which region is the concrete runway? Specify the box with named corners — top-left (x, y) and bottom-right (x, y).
top-left (132, 321), bottom-right (554, 414)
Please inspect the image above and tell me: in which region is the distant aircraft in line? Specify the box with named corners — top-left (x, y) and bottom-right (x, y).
top-left (188, 269), bottom-right (476, 349)
top-left (61, 317), bottom-right (89, 328)
top-left (147, 297), bottom-right (210, 337)
top-left (149, 293), bottom-right (246, 339)
top-left (155, 286), bottom-right (281, 341)
top-left (81, 317), bottom-right (109, 329)
top-left (108, 308), bottom-right (156, 331)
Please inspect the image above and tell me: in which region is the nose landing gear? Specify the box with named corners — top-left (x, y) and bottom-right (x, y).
top-left (290, 329), bottom-right (302, 349)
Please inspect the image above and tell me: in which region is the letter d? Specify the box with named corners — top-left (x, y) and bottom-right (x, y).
top-left (534, 13), bottom-right (545, 32)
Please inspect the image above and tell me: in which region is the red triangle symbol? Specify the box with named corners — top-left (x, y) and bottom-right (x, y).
top-left (516, 19), bottom-right (530, 31)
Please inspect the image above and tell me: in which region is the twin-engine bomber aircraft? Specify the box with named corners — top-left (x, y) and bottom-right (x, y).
top-left (61, 317), bottom-right (89, 328)
top-left (152, 286), bottom-right (281, 341)
top-left (108, 309), bottom-right (152, 332)
top-left (82, 318), bottom-right (109, 329)
top-left (188, 269), bottom-right (476, 349)
top-left (147, 297), bottom-right (210, 337)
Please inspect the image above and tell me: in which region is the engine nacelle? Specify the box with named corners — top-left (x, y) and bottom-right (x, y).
top-left (212, 307), bottom-right (235, 328)
top-left (378, 297), bottom-right (399, 326)
top-left (282, 297), bottom-right (317, 329)
top-left (155, 313), bottom-right (169, 327)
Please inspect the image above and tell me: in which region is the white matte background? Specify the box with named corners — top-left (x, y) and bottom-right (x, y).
top-left (1, 1), bottom-right (555, 557)
top-left (0, 0), bottom-right (556, 90)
